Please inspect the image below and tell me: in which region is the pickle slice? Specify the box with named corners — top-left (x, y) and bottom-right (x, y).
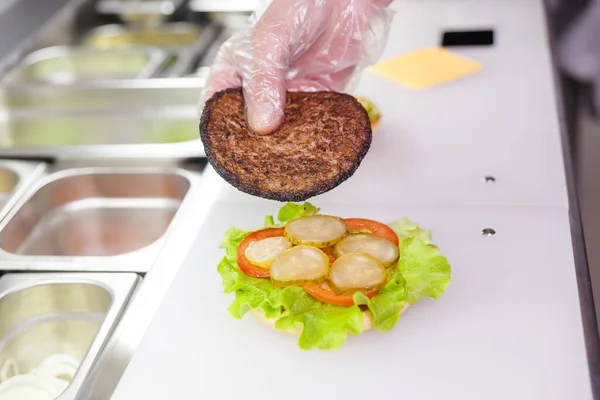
top-left (334, 233), bottom-right (399, 267)
top-left (284, 215), bottom-right (347, 248)
top-left (244, 236), bottom-right (292, 268)
top-left (329, 253), bottom-right (387, 295)
top-left (270, 245), bottom-right (330, 287)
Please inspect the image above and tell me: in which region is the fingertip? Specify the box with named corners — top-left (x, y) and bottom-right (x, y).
top-left (243, 79), bottom-right (286, 135)
top-left (248, 109), bottom-right (284, 135)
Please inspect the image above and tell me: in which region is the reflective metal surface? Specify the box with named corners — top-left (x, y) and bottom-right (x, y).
top-left (96, 0), bottom-right (185, 17)
top-left (0, 160), bottom-right (46, 218)
top-left (85, 23), bottom-right (201, 48)
top-left (0, 0), bottom-right (253, 398)
top-left (79, 166), bottom-right (220, 400)
top-left (205, 11), bottom-right (252, 31)
top-left (0, 272), bottom-right (139, 400)
top-left (2, 46), bottom-right (167, 87)
top-left (196, 27), bottom-right (238, 67)
top-left (84, 23), bottom-right (220, 78)
top-left (0, 77), bottom-right (206, 110)
top-left (0, 165), bottom-right (201, 272)
top-left (0, 78), bottom-right (207, 159)
top-left (0, 0), bottom-right (218, 82)
top-left (0, 112), bottom-right (196, 147)
top-left (189, 0), bottom-right (259, 12)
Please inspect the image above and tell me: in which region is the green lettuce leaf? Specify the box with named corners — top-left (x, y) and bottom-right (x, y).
top-left (353, 269), bottom-right (407, 331)
top-left (217, 258), bottom-right (285, 319)
top-left (216, 202), bottom-right (452, 350)
top-left (275, 287), bottom-right (364, 350)
top-left (264, 215), bottom-right (275, 227)
top-left (399, 238), bottom-right (452, 304)
top-left (388, 217), bottom-right (432, 242)
top-left (261, 202), bottom-right (319, 228)
top-left (277, 202), bottom-right (319, 223)
top-left (220, 227), bottom-right (250, 262)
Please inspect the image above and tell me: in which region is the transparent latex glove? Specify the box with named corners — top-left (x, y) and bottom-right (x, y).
top-left (199, 0), bottom-right (394, 135)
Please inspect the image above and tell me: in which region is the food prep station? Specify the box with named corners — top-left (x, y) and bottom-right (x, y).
top-left (0, 0), bottom-right (598, 399)
top-left (0, 0), bottom-right (245, 398)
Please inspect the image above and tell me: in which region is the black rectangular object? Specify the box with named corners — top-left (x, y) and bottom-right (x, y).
top-left (441, 30), bottom-right (494, 47)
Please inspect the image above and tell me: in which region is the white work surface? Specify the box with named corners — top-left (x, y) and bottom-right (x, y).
top-left (111, 0), bottom-right (594, 399)
top-left (213, 0), bottom-right (568, 207)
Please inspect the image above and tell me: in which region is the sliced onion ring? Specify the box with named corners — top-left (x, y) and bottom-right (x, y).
top-left (334, 233), bottom-right (399, 267)
top-left (284, 215), bottom-right (347, 248)
top-left (329, 253), bottom-right (387, 295)
top-left (244, 236), bottom-right (292, 268)
top-left (270, 245), bottom-right (330, 287)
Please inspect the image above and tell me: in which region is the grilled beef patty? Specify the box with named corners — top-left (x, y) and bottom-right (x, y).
top-left (199, 88), bottom-right (372, 202)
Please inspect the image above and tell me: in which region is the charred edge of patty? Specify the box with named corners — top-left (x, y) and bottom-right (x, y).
top-left (199, 87), bottom-right (373, 202)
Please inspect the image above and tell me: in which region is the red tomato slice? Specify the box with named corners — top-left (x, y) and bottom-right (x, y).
top-left (344, 218), bottom-right (399, 246)
top-left (302, 282), bottom-right (379, 307)
top-left (237, 227), bottom-right (285, 278)
top-left (322, 247), bottom-right (336, 264)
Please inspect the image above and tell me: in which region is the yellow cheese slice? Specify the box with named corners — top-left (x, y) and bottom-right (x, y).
top-left (368, 47), bottom-right (483, 90)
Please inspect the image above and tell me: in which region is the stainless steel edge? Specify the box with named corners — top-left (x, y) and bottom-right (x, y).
top-left (0, 0), bottom-right (94, 80)
top-left (0, 160), bottom-right (47, 220)
top-left (0, 271), bottom-right (141, 400)
top-left (189, 0), bottom-right (260, 12)
top-left (76, 166), bottom-right (223, 400)
top-left (2, 75), bottom-right (207, 93)
top-left (0, 0), bottom-right (78, 79)
top-left (0, 165), bottom-right (202, 273)
top-left (2, 45), bottom-right (170, 87)
top-left (0, 107), bottom-right (206, 161)
top-left (96, 0), bottom-right (185, 16)
top-left (165, 24), bottom-right (221, 78)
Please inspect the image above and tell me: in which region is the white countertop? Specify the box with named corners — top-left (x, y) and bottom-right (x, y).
top-left (109, 0), bottom-right (594, 399)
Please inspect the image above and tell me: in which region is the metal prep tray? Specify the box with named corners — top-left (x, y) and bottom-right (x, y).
top-left (0, 272), bottom-right (139, 400)
top-left (0, 111), bottom-right (206, 160)
top-left (85, 22), bottom-right (202, 48)
top-left (0, 107), bottom-right (201, 150)
top-left (0, 76), bottom-right (206, 110)
top-left (2, 45), bottom-right (167, 87)
top-left (95, 0), bottom-right (185, 17)
top-left (0, 160), bottom-right (46, 217)
top-left (189, 0), bottom-right (259, 12)
top-left (0, 165), bottom-right (201, 272)
top-left (195, 27), bottom-right (239, 67)
top-left (84, 23), bottom-right (220, 78)
top-left (0, 77), bottom-right (207, 160)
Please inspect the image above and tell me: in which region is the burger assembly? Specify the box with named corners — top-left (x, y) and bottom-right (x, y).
top-left (217, 202), bottom-right (452, 350)
top-left (201, 89), bottom-right (451, 350)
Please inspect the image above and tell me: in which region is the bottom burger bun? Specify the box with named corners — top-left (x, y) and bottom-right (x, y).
top-left (249, 304), bottom-right (410, 335)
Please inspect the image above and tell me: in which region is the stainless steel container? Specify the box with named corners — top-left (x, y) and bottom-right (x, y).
top-left (0, 77), bottom-right (205, 110)
top-left (95, 0), bottom-right (185, 18)
top-left (190, 1), bottom-right (255, 31)
top-left (83, 23), bottom-right (220, 78)
top-left (0, 107), bottom-right (201, 149)
top-left (85, 23), bottom-right (201, 48)
top-left (195, 27), bottom-right (239, 67)
top-left (0, 77), bottom-right (207, 160)
top-left (189, 0), bottom-right (259, 12)
top-left (0, 166), bottom-right (201, 272)
top-left (0, 272), bottom-right (139, 399)
top-left (2, 46), bottom-right (167, 87)
top-left (206, 11), bottom-right (253, 30)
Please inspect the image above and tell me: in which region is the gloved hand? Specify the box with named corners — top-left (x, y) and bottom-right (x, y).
top-left (199, 0), bottom-right (394, 135)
